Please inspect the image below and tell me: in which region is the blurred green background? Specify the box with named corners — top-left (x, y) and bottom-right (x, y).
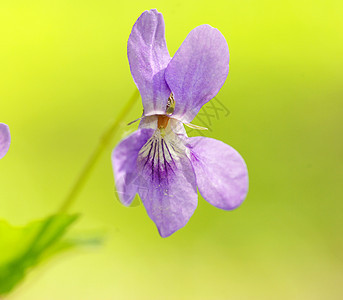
top-left (1, 0), bottom-right (342, 299)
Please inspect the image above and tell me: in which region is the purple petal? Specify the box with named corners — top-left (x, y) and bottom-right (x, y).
top-left (0, 123), bottom-right (11, 159)
top-left (128, 9), bottom-right (171, 116)
top-left (188, 137), bottom-right (248, 210)
top-left (137, 132), bottom-right (197, 237)
top-left (165, 25), bottom-right (230, 123)
top-left (112, 129), bottom-right (154, 206)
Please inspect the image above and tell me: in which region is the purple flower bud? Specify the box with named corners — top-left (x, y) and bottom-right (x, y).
top-left (0, 123), bottom-right (11, 159)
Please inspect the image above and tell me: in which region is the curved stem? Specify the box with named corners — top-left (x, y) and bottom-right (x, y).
top-left (11, 90), bottom-right (140, 280)
top-left (58, 89), bottom-right (140, 213)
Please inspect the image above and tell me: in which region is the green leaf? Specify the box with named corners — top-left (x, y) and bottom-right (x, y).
top-left (0, 214), bottom-right (79, 295)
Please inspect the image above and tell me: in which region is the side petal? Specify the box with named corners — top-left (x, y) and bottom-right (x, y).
top-left (165, 25), bottom-right (230, 123)
top-left (0, 123), bottom-right (11, 159)
top-left (137, 131), bottom-right (197, 237)
top-left (112, 129), bottom-right (154, 206)
top-left (128, 9), bottom-right (171, 116)
top-left (188, 137), bottom-right (248, 210)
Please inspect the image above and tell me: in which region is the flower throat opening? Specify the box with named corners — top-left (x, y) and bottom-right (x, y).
top-left (158, 115), bottom-right (170, 129)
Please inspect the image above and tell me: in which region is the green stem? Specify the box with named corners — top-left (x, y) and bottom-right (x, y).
top-left (59, 88), bottom-right (140, 213)
top-left (20, 89), bottom-right (139, 260)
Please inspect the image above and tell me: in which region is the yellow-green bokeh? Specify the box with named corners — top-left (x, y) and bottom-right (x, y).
top-left (1, 0), bottom-right (342, 299)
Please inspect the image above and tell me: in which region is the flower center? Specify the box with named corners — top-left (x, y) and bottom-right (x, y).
top-left (157, 115), bottom-right (170, 129)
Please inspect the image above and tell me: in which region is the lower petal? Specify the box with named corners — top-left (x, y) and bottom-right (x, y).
top-left (0, 123), bottom-right (11, 159)
top-left (137, 131), bottom-right (197, 237)
top-left (112, 129), bottom-right (154, 206)
top-left (188, 137), bottom-right (248, 210)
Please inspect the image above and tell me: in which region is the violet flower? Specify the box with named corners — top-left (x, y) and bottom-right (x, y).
top-left (0, 123), bottom-right (10, 159)
top-left (112, 9), bottom-right (248, 237)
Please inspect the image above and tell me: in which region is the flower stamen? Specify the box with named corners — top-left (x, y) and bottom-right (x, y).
top-left (166, 93), bottom-right (175, 115)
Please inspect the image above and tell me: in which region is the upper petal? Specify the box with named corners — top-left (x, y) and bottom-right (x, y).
top-left (165, 25), bottom-right (230, 123)
top-left (137, 130), bottom-right (197, 237)
top-left (188, 137), bottom-right (248, 210)
top-left (128, 9), bottom-right (171, 116)
top-left (112, 128), bottom-right (154, 206)
top-left (0, 123), bottom-right (11, 159)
